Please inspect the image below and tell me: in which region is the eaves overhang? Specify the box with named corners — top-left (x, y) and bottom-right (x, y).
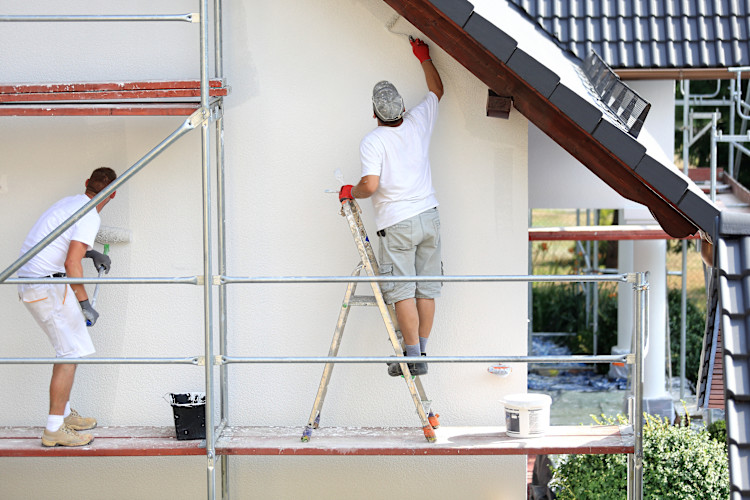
top-left (383, 0), bottom-right (720, 239)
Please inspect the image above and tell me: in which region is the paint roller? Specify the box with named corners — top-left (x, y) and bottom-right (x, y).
top-left (385, 14), bottom-right (415, 42)
top-left (89, 225), bottom-right (131, 317)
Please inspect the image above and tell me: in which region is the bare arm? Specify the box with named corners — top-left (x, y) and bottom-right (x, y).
top-left (352, 175), bottom-right (380, 199)
top-left (65, 240), bottom-right (89, 302)
top-left (422, 60), bottom-right (443, 101)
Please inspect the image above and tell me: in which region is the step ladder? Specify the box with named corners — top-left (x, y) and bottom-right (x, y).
top-left (301, 199), bottom-right (440, 443)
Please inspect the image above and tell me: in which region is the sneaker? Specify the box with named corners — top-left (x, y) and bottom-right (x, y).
top-left (387, 353), bottom-right (428, 377)
top-left (41, 423), bottom-right (94, 447)
top-left (64, 409), bottom-right (97, 431)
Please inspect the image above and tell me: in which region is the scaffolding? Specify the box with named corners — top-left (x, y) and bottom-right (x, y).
top-left (0, 3), bottom-right (647, 499)
top-left (679, 73), bottom-right (750, 407)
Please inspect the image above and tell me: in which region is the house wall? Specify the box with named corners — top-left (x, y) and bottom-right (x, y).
top-left (0, 1), bottom-right (529, 498)
top-left (528, 80), bottom-right (676, 210)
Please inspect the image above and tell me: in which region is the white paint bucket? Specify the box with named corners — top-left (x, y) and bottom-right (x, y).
top-left (502, 393), bottom-right (551, 438)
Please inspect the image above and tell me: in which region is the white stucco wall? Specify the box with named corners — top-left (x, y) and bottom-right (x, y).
top-left (529, 79), bottom-right (677, 210)
top-left (0, 1), bottom-right (529, 498)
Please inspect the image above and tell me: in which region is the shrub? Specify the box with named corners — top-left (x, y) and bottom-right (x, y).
top-left (550, 414), bottom-right (730, 499)
top-left (532, 282), bottom-right (618, 373)
top-left (707, 419), bottom-right (727, 446)
top-left (533, 284), bottom-right (706, 381)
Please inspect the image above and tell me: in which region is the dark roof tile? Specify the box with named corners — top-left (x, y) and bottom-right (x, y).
top-left (429, 0), bottom-right (475, 28)
top-left (677, 189), bottom-right (720, 235)
top-left (464, 12), bottom-right (517, 63)
top-left (548, 84), bottom-right (602, 133)
top-left (726, 355), bottom-right (750, 401)
top-left (728, 441), bottom-right (750, 492)
top-left (591, 119), bottom-right (646, 168)
top-left (724, 316), bottom-right (749, 357)
top-left (632, 155), bottom-right (688, 205)
top-left (508, 0), bottom-right (750, 68)
top-left (506, 48), bottom-right (561, 98)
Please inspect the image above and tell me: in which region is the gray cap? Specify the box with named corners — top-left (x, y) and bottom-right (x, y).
top-left (372, 81), bottom-right (405, 122)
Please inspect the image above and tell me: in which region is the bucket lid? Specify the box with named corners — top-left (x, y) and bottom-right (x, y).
top-left (502, 393), bottom-right (551, 407)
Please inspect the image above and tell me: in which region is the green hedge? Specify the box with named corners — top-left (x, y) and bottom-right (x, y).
top-left (533, 284), bottom-right (706, 383)
top-left (532, 282), bottom-right (618, 374)
top-left (550, 414), bottom-right (729, 499)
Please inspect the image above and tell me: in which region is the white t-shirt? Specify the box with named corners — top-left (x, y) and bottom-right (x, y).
top-left (18, 194), bottom-right (101, 277)
top-left (360, 91), bottom-right (440, 230)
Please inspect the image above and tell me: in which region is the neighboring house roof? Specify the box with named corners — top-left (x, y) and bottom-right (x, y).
top-left (507, 0), bottom-right (750, 70)
top-left (712, 211), bottom-right (750, 495)
top-left (383, 0), bottom-right (745, 493)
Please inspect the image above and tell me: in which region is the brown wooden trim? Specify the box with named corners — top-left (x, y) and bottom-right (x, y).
top-left (0, 104), bottom-right (200, 116)
top-left (616, 68), bottom-right (750, 81)
top-left (383, 0), bottom-right (698, 238)
top-left (529, 225), bottom-right (699, 241)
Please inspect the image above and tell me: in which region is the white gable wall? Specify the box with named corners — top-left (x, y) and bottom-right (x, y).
top-left (529, 79), bottom-right (677, 209)
top-left (0, 1), bottom-right (529, 498)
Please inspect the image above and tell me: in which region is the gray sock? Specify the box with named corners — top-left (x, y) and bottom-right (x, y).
top-left (419, 336), bottom-right (429, 355)
top-left (405, 344), bottom-right (421, 359)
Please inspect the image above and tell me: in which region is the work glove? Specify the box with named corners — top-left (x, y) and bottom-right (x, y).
top-left (410, 38), bottom-right (431, 64)
top-left (79, 299), bottom-right (99, 327)
top-left (85, 249), bottom-right (111, 274)
top-left (339, 185), bottom-right (354, 202)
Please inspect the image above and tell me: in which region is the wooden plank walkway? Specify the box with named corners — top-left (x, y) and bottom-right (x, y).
top-left (0, 425), bottom-right (633, 458)
top-left (0, 426), bottom-right (205, 457)
top-left (0, 79), bottom-right (228, 116)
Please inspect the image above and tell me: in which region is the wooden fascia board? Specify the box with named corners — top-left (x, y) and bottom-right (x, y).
top-left (383, 0), bottom-right (698, 238)
top-left (616, 68), bottom-right (750, 81)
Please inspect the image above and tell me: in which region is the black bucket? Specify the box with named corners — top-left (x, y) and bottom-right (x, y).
top-left (168, 392), bottom-right (206, 440)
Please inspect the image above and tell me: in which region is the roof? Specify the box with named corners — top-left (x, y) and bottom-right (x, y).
top-left (714, 211), bottom-right (750, 496)
top-left (385, 0), bottom-right (718, 239)
top-left (507, 0), bottom-right (750, 69)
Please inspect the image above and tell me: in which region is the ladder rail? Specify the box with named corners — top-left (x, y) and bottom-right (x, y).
top-left (344, 201), bottom-right (435, 439)
top-left (301, 200), bottom-right (439, 442)
top-left (302, 268), bottom-right (362, 440)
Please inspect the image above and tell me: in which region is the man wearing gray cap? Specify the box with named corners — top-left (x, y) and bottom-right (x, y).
top-left (339, 38), bottom-right (443, 377)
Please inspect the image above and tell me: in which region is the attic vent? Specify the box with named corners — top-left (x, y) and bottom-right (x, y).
top-left (583, 51), bottom-right (651, 138)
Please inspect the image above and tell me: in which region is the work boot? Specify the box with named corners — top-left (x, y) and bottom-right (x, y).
top-left (64, 409), bottom-right (97, 431)
top-left (41, 423), bottom-right (94, 447)
top-left (387, 353), bottom-right (428, 377)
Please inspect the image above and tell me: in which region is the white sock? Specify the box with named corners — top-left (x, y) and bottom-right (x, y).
top-left (63, 402), bottom-right (71, 418)
top-left (46, 414), bottom-right (64, 432)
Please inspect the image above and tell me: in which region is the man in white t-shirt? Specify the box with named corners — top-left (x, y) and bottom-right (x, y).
top-left (339, 38), bottom-right (443, 377)
top-left (17, 167), bottom-right (117, 447)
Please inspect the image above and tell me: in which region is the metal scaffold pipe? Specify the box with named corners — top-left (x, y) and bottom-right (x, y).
top-left (0, 357), bottom-right (200, 365)
top-left (221, 274), bottom-right (630, 284)
top-left (220, 355), bottom-right (629, 365)
top-left (0, 14), bottom-right (199, 23)
top-left (0, 110), bottom-right (206, 284)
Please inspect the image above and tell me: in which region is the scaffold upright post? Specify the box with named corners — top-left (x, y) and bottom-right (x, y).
top-left (628, 271), bottom-right (646, 500)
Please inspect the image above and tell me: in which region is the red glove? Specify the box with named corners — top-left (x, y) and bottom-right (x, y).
top-left (410, 38), bottom-right (431, 63)
top-left (339, 185), bottom-right (354, 202)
